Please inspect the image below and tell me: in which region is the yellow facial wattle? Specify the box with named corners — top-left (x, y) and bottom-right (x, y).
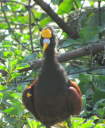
top-left (26, 92), bottom-right (32, 97)
top-left (41, 28), bottom-right (52, 38)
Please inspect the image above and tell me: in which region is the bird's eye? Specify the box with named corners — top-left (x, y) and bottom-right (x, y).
top-left (41, 28), bottom-right (52, 38)
top-left (43, 38), bottom-right (50, 44)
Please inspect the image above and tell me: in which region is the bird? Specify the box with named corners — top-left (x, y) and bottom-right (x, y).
top-left (22, 27), bottom-right (82, 128)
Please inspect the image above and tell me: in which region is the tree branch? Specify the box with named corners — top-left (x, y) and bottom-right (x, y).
top-left (33, 0), bottom-right (79, 39)
top-left (0, 40), bottom-right (105, 75)
top-left (19, 40), bottom-right (105, 72)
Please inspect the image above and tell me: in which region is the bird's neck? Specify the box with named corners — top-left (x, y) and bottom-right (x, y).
top-left (44, 47), bottom-right (56, 63)
top-left (38, 47), bottom-right (68, 95)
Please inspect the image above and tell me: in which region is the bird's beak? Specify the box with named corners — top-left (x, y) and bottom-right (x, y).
top-left (42, 38), bottom-right (50, 52)
top-left (43, 43), bottom-right (49, 52)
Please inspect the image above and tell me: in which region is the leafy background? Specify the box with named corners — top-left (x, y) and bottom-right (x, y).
top-left (0, 0), bottom-right (105, 128)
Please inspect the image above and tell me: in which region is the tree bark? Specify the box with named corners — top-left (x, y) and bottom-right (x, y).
top-left (20, 40), bottom-right (105, 72)
top-left (33, 0), bottom-right (79, 39)
top-left (0, 40), bottom-right (105, 75)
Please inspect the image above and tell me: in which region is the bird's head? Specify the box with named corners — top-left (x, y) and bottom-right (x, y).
top-left (40, 27), bottom-right (56, 52)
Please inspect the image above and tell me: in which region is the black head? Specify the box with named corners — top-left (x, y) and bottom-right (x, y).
top-left (40, 27), bottom-right (56, 53)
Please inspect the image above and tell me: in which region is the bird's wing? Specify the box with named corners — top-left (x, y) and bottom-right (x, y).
top-left (70, 80), bottom-right (82, 96)
top-left (22, 80), bottom-right (38, 116)
top-left (67, 80), bottom-right (82, 115)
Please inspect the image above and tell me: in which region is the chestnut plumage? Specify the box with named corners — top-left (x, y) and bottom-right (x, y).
top-left (22, 27), bottom-right (82, 127)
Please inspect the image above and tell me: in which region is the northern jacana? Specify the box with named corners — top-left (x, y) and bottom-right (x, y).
top-left (22, 27), bottom-right (82, 127)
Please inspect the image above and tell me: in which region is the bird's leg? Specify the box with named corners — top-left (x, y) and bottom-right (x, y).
top-left (66, 118), bottom-right (72, 128)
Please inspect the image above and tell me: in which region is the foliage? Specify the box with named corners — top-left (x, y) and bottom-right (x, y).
top-left (0, 0), bottom-right (105, 127)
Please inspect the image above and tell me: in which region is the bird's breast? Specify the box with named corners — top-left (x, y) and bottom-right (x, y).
top-left (34, 94), bottom-right (70, 124)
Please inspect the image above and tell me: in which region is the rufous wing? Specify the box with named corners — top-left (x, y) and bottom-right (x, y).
top-left (22, 80), bottom-right (37, 115)
top-left (67, 80), bottom-right (82, 115)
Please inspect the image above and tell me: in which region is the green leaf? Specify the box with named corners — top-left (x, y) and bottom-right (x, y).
top-left (0, 23), bottom-right (8, 29)
top-left (22, 34), bottom-right (30, 40)
top-left (0, 85), bottom-right (7, 91)
top-left (89, 1), bottom-right (95, 7)
top-left (32, 9), bottom-right (42, 19)
top-left (7, 3), bottom-right (23, 11)
top-left (94, 99), bottom-right (105, 118)
top-left (3, 51), bottom-right (13, 58)
top-left (11, 72), bottom-right (21, 79)
top-left (37, 52), bottom-right (43, 58)
top-left (95, 123), bottom-right (105, 128)
top-left (16, 64), bottom-right (30, 70)
top-left (71, 117), bottom-right (85, 128)
top-left (0, 92), bottom-right (3, 99)
top-left (80, 26), bottom-right (99, 43)
top-left (81, 120), bottom-right (95, 128)
top-left (4, 99), bottom-right (24, 116)
top-left (23, 53), bottom-right (37, 62)
top-left (59, 38), bottom-right (77, 48)
top-left (40, 17), bottom-right (52, 27)
top-left (16, 85), bottom-right (23, 92)
top-left (27, 119), bottom-right (43, 128)
top-left (10, 92), bottom-right (21, 99)
top-left (2, 40), bottom-right (12, 48)
top-left (0, 65), bottom-right (7, 71)
top-left (11, 15), bottom-right (28, 24)
top-left (57, 0), bottom-right (73, 14)
top-left (79, 74), bottom-right (92, 93)
top-left (14, 49), bottom-right (22, 56)
top-left (12, 32), bottom-right (22, 39)
top-left (75, 0), bottom-right (82, 8)
top-left (10, 60), bottom-right (18, 66)
top-left (3, 107), bottom-right (15, 114)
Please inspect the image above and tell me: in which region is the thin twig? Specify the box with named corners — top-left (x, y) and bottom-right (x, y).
top-left (0, 0), bottom-right (27, 6)
top-left (31, 10), bottom-right (42, 30)
top-left (28, 0), bottom-right (34, 53)
top-left (1, 2), bottom-right (31, 51)
top-left (1, 2), bottom-right (12, 32)
top-left (98, 0), bottom-right (102, 39)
